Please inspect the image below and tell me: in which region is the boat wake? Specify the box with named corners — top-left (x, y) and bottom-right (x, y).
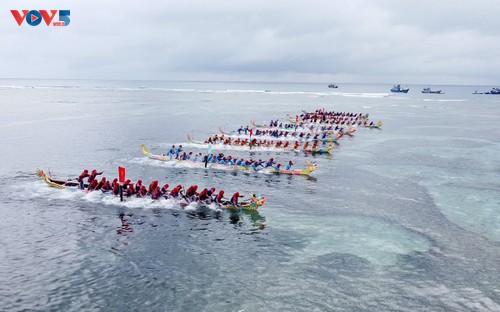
top-left (180, 142), bottom-right (298, 154)
top-left (422, 99), bottom-right (467, 102)
top-left (128, 157), bottom-right (275, 175)
top-left (340, 92), bottom-right (390, 98)
top-left (11, 180), bottom-right (223, 211)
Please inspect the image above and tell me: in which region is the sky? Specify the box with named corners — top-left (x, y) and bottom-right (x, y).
top-left (1, 0), bottom-right (500, 85)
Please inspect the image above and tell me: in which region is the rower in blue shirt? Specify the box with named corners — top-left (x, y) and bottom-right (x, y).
top-left (168, 145), bottom-right (176, 160)
top-left (265, 158), bottom-right (275, 168)
top-left (175, 145), bottom-right (183, 159)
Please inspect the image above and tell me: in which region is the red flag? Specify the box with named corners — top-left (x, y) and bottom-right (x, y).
top-left (118, 167), bottom-right (126, 183)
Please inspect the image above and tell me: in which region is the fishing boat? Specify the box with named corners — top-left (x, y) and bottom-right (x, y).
top-left (141, 144), bottom-right (318, 175)
top-left (485, 88), bottom-right (500, 94)
top-left (421, 87), bottom-right (443, 94)
top-left (187, 134), bottom-right (334, 155)
top-left (36, 169), bottom-right (266, 211)
top-left (391, 85), bottom-right (409, 93)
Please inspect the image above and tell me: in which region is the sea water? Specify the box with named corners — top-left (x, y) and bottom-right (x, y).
top-left (0, 79), bottom-right (499, 311)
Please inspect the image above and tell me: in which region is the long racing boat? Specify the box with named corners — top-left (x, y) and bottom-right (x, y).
top-left (217, 126), bottom-right (340, 144)
top-left (36, 169), bottom-right (266, 211)
top-left (141, 144), bottom-right (318, 175)
top-left (186, 134), bottom-right (334, 155)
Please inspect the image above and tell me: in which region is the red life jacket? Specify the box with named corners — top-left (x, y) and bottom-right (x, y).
top-left (186, 185), bottom-right (197, 197)
top-left (78, 171), bottom-right (89, 183)
top-left (198, 188), bottom-right (209, 200)
top-left (231, 192), bottom-right (240, 204)
top-left (215, 191), bottom-right (225, 203)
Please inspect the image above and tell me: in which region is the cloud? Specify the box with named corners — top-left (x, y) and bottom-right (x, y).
top-left (1, 0), bottom-right (499, 84)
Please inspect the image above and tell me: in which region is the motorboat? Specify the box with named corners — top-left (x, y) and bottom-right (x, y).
top-left (422, 87), bottom-right (443, 94)
top-left (391, 84), bottom-right (409, 93)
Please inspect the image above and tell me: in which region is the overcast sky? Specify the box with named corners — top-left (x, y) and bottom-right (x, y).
top-left (1, 0), bottom-right (500, 85)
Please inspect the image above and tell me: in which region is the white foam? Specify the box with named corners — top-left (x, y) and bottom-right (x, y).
top-left (16, 180), bottom-right (185, 210)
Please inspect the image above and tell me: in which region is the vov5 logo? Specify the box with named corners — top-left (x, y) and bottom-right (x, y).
top-left (11, 10), bottom-right (70, 26)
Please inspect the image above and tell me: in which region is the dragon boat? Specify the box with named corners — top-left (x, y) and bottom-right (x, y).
top-left (287, 114), bottom-right (382, 130)
top-left (36, 169), bottom-right (266, 211)
top-left (250, 120), bottom-right (337, 134)
top-left (186, 134), bottom-right (334, 155)
top-left (217, 126), bottom-right (340, 144)
top-left (299, 110), bottom-right (369, 119)
top-left (142, 145), bottom-right (318, 175)
top-left (250, 120), bottom-right (361, 137)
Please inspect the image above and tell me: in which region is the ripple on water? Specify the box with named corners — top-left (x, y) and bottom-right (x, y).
top-left (270, 214), bottom-right (431, 266)
top-left (361, 164), bottom-right (500, 242)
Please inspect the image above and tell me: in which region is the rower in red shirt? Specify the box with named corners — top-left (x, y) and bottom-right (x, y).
top-left (185, 185), bottom-right (198, 201)
top-left (77, 169), bottom-right (90, 189)
top-left (230, 192), bottom-right (243, 206)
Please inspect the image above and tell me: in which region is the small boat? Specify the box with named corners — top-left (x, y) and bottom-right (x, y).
top-left (485, 87), bottom-right (500, 95)
top-left (36, 169), bottom-right (266, 211)
top-left (328, 84), bottom-right (338, 88)
top-left (422, 87), bottom-right (443, 94)
top-left (141, 145), bottom-right (319, 175)
top-left (472, 91), bottom-right (483, 95)
top-left (391, 85), bottom-right (409, 93)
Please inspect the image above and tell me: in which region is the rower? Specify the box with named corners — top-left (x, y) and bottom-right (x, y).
top-left (265, 158), bottom-right (275, 168)
top-left (125, 183), bottom-right (136, 197)
top-left (185, 185), bottom-right (198, 202)
top-left (169, 185), bottom-right (182, 199)
top-left (88, 169), bottom-right (103, 184)
top-left (148, 180), bottom-right (158, 195)
top-left (214, 190), bottom-right (225, 204)
top-left (100, 178), bottom-right (111, 192)
top-left (88, 179), bottom-right (99, 191)
top-left (168, 145), bottom-right (176, 159)
top-left (198, 188), bottom-right (210, 203)
top-left (285, 161), bottom-right (294, 170)
top-left (77, 169), bottom-right (90, 189)
top-left (137, 185), bottom-right (147, 197)
top-left (230, 192), bottom-right (243, 206)
top-left (135, 179), bottom-right (143, 193)
top-left (161, 183), bottom-right (169, 195)
top-left (175, 145), bottom-right (183, 159)
top-left (151, 187), bottom-right (162, 200)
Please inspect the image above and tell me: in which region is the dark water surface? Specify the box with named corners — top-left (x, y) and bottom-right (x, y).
top-left (0, 80), bottom-right (499, 311)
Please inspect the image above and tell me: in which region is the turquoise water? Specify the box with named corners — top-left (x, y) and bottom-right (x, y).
top-left (0, 80), bottom-right (499, 311)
